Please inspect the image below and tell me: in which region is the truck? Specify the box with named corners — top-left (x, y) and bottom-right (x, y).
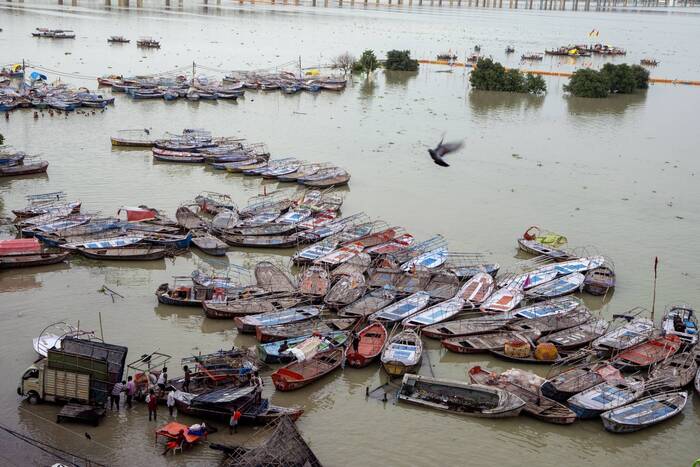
top-left (18, 336), bottom-right (128, 408)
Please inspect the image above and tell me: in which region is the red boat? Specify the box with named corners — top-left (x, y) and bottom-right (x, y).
top-left (346, 322), bottom-right (387, 368)
top-left (612, 335), bottom-right (681, 370)
top-left (271, 348), bottom-right (344, 391)
top-left (345, 227), bottom-right (400, 249)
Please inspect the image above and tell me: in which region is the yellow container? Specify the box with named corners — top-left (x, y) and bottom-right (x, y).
top-left (534, 343), bottom-right (559, 361)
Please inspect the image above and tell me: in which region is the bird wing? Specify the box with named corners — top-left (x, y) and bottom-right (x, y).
top-left (435, 141), bottom-right (464, 158)
top-left (430, 153), bottom-right (450, 167)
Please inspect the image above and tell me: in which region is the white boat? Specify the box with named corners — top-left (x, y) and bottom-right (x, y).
top-left (592, 318), bottom-right (655, 354)
top-left (381, 328), bottom-right (423, 377)
top-left (661, 304), bottom-right (698, 347)
top-left (455, 272), bottom-right (494, 305)
top-left (525, 272), bottom-right (585, 300)
top-left (402, 298), bottom-right (465, 328)
top-left (62, 236), bottom-right (144, 250)
top-left (400, 246), bottom-right (448, 271)
top-left (539, 256), bottom-right (605, 276)
top-left (275, 209), bottom-right (312, 225)
top-left (568, 377), bottom-right (646, 419)
top-left (498, 269), bottom-right (558, 290)
top-left (480, 287), bottom-right (524, 313)
top-left (369, 291), bottom-right (431, 323)
top-left (513, 297), bottom-right (581, 320)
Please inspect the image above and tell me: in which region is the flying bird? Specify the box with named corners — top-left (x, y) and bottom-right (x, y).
top-left (428, 137), bottom-right (464, 167)
top-left (84, 432), bottom-right (92, 441)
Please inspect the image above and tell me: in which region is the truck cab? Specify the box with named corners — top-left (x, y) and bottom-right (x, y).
top-left (18, 361), bottom-right (44, 404)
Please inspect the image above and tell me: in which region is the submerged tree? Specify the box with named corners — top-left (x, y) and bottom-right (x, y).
top-left (565, 63), bottom-right (649, 98)
top-left (357, 50), bottom-right (379, 76)
top-left (469, 58), bottom-right (546, 95)
top-left (332, 52), bottom-right (357, 76)
top-left (384, 50), bottom-right (419, 72)
top-left (564, 69), bottom-right (610, 98)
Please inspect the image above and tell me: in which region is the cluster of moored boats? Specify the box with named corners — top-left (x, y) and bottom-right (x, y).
top-left (152, 223), bottom-right (698, 433)
top-left (0, 149), bottom-right (49, 177)
top-left (113, 128), bottom-right (352, 188)
top-left (97, 70), bottom-right (347, 102)
top-left (32, 28), bottom-right (75, 39)
top-left (0, 78), bottom-right (114, 113)
top-left (545, 43), bottom-right (626, 57)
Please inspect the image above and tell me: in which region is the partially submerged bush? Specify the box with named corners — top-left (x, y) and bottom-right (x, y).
top-left (470, 58), bottom-right (546, 95)
top-left (565, 63), bottom-right (650, 98)
top-left (384, 50), bottom-right (419, 72)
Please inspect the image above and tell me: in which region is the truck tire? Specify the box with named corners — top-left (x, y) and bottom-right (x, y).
top-left (27, 392), bottom-right (40, 405)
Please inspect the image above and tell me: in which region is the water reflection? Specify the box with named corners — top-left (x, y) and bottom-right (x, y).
top-left (566, 91), bottom-right (647, 116)
top-left (358, 77), bottom-right (377, 99)
top-left (383, 70), bottom-right (418, 88)
top-left (468, 90), bottom-right (545, 117)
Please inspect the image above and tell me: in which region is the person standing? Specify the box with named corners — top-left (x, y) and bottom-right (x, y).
top-left (157, 367), bottom-right (168, 395)
top-left (182, 365), bottom-right (191, 393)
top-left (351, 331), bottom-right (360, 352)
top-left (110, 380), bottom-right (126, 411)
top-left (166, 390), bottom-right (176, 417)
top-left (229, 409), bottom-right (241, 434)
top-left (147, 389), bottom-right (158, 421)
top-left (125, 376), bottom-right (136, 409)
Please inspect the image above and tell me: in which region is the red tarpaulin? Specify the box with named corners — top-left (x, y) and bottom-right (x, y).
top-left (118, 206), bottom-right (157, 222)
top-left (155, 422), bottom-right (201, 444)
top-left (0, 238), bottom-right (41, 255)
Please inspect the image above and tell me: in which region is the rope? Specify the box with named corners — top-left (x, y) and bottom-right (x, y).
top-left (0, 423), bottom-right (107, 467)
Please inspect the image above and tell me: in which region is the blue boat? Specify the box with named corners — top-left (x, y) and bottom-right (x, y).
top-left (600, 392), bottom-right (687, 433)
top-left (525, 273), bottom-right (585, 300)
top-left (513, 297), bottom-right (581, 320)
top-left (256, 331), bottom-right (348, 364)
top-left (400, 246), bottom-right (449, 271)
top-left (370, 291), bottom-right (431, 324)
top-left (63, 236), bottom-right (144, 250)
top-left (142, 231), bottom-right (192, 249)
top-left (235, 306), bottom-right (321, 333)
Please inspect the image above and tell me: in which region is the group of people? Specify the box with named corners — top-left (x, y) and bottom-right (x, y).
top-left (109, 375), bottom-right (137, 411)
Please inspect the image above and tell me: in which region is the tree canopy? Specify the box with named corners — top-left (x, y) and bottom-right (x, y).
top-left (470, 58), bottom-right (546, 95)
top-left (564, 63), bottom-right (650, 98)
top-left (384, 50), bottom-right (419, 72)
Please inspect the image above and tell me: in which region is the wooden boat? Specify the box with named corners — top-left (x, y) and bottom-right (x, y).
top-left (365, 233), bottom-right (415, 256)
top-left (331, 252), bottom-right (371, 278)
top-left (370, 291), bottom-right (431, 324)
top-left (298, 265), bottom-right (330, 299)
top-left (13, 200), bottom-right (81, 218)
top-left (191, 231), bottom-right (228, 256)
top-left (136, 38), bottom-right (161, 48)
top-left (583, 264), bottom-right (615, 296)
top-left (450, 263), bottom-right (500, 280)
top-left (455, 273), bottom-right (494, 306)
top-left (142, 231), bottom-right (192, 249)
top-left (155, 282), bottom-right (210, 307)
top-left (255, 261), bottom-right (296, 293)
top-left (275, 209), bottom-right (312, 225)
top-left (257, 331), bottom-right (348, 364)
top-left (348, 227), bottom-right (400, 249)
top-left (400, 247), bottom-right (448, 271)
top-left (175, 206), bottom-right (207, 230)
top-left (366, 266), bottom-right (402, 288)
top-left (423, 314), bottom-right (513, 339)
top-left (490, 345), bottom-right (567, 365)
top-left (338, 288), bottom-right (396, 319)
top-left (425, 272), bottom-right (460, 301)
top-left (324, 273), bottom-right (366, 309)
top-left (517, 238), bottom-right (571, 260)
top-left (107, 35), bottom-right (130, 43)
top-left (231, 223), bottom-right (299, 237)
top-left (76, 246), bottom-right (167, 260)
top-left (538, 318), bottom-right (609, 349)
top-left (567, 376), bottom-right (646, 419)
top-left (611, 335), bottom-right (681, 371)
top-left (480, 287), bottom-right (523, 313)
top-left (236, 211), bottom-right (280, 227)
top-left (695, 366), bottom-right (700, 396)
top-left (468, 366), bottom-right (577, 424)
top-left (402, 298), bottom-right (465, 329)
top-left (0, 251), bottom-right (71, 269)
top-left (381, 328), bottom-right (423, 377)
top-left (398, 374), bottom-right (525, 418)
top-left (346, 322), bottom-right (388, 368)
top-left (600, 392), bottom-right (687, 433)
top-left (301, 171), bottom-right (351, 188)
top-left (276, 164), bottom-right (322, 182)
top-left (203, 295), bottom-right (300, 320)
top-left (661, 304), bottom-right (698, 347)
top-left (221, 232), bottom-right (300, 248)
top-left (395, 268), bottom-right (432, 294)
top-left (508, 306), bottom-right (592, 335)
top-left (640, 58), bottom-right (659, 66)
top-left (539, 256), bottom-right (605, 276)
top-left (498, 269), bottom-right (558, 290)
top-left (525, 272), bottom-right (584, 300)
top-left (256, 318), bottom-right (357, 343)
top-left (0, 160), bottom-right (49, 176)
top-left (153, 152), bottom-right (204, 163)
top-left (271, 348), bottom-right (345, 391)
top-left (61, 235), bottom-right (143, 250)
top-left (540, 362), bottom-right (621, 403)
top-left (441, 330), bottom-right (541, 354)
top-left (211, 209), bottom-right (239, 232)
top-left (513, 297), bottom-right (581, 320)
top-left (292, 238), bottom-right (339, 265)
top-left (234, 306), bottom-right (320, 334)
top-left (592, 318), bottom-right (655, 355)
top-left (315, 243), bottom-right (363, 267)
top-left (647, 353), bottom-right (698, 390)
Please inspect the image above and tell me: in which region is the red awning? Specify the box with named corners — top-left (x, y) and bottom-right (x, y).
top-left (0, 238), bottom-right (41, 255)
top-left (118, 206), bottom-right (157, 222)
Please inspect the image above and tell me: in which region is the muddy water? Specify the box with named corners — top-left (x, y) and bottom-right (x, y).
top-left (1, 2), bottom-right (700, 466)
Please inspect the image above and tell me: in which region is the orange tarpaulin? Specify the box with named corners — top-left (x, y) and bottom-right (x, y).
top-left (155, 422), bottom-right (201, 444)
top-left (0, 238), bottom-right (41, 255)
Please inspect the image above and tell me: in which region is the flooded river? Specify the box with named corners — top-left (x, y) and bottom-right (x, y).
top-left (1, 1), bottom-right (700, 466)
